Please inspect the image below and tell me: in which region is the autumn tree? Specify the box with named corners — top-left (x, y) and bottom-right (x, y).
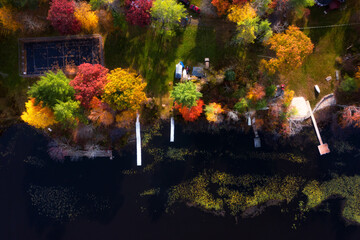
top-left (205, 102), bottom-right (224, 123)
top-left (116, 110), bottom-right (136, 128)
top-left (151, 0), bottom-right (186, 35)
top-left (211, 0), bottom-right (248, 16)
top-left (28, 70), bottom-right (75, 109)
top-left (102, 68), bottom-right (147, 111)
top-left (47, 0), bottom-right (81, 35)
top-left (246, 83), bottom-right (265, 102)
top-left (70, 63), bottom-right (109, 109)
top-left (251, 0), bottom-right (271, 16)
top-left (341, 106), bottom-right (360, 128)
top-left (234, 98), bottom-right (248, 113)
top-left (74, 1), bottom-right (99, 32)
top-left (261, 25), bottom-right (314, 74)
top-left (228, 3), bottom-right (272, 45)
top-left (211, 0), bottom-right (230, 16)
top-left (227, 3), bottom-right (256, 24)
top-left (125, 0), bottom-right (152, 27)
top-left (53, 100), bottom-right (80, 127)
top-left (88, 97), bottom-right (114, 126)
top-left (170, 81), bottom-right (202, 108)
top-left (0, 6), bottom-right (21, 34)
top-left (21, 98), bottom-right (57, 129)
top-left (174, 99), bottom-right (204, 122)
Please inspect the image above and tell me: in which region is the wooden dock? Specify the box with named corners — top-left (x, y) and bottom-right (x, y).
top-left (170, 117), bottom-right (174, 142)
top-left (306, 101), bottom-right (330, 155)
top-left (136, 113), bottom-right (142, 166)
top-left (64, 150), bottom-right (113, 160)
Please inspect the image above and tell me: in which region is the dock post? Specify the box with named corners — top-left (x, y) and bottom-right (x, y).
top-left (170, 117), bottom-right (174, 142)
top-left (136, 114), bottom-right (142, 166)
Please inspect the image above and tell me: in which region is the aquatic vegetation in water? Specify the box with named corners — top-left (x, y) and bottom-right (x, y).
top-left (28, 185), bottom-right (82, 221)
top-left (28, 185), bottom-right (112, 222)
top-left (168, 173), bottom-right (224, 212)
top-left (167, 172), bottom-right (304, 216)
top-left (302, 175), bottom-right (360, 224)
top-left (140, 188), bottom-right (160, 197)
top-left (141, 121), bottom-right (161, 148)
top-left (231, 151), bottom-right (307, 164)
top-left (166, 147), bottom-right (197, 161)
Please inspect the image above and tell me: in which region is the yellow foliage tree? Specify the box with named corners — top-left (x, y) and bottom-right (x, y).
top-left (282, 88), bottom-right (294, 108)
top-left (21, 98), bottom-right (57, 129)
top-left (74, 2), bottom-right (99, 32)
top-left (205, 102), bottom-right (224, 123)
top-left (0, 7), bottom-right (21, 34)
top-left (227, 3), bottom-right (256, 25)
top-left (102, 68), bottom-right (147, 111)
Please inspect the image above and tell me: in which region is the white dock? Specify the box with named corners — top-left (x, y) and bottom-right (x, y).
top-left (170, 117), bottom-right (175, 142)
top-left (306, 101), bottom-right (330, 155)
top-left (136, 114), bottom-right (142, 166)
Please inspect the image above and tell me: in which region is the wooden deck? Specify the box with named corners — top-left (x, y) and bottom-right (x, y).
top-left (306, 101), bottom-right (330, 155)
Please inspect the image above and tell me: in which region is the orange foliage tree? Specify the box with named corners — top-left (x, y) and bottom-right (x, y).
top-left (115, 110), bottom-right (136, 128)
top-left (88, 97), bottom-right (114, 126)
top-left (211, 0), bottom-right (248, 16)
top-left (174, 99), bottom-right (204, 122)
top-left (205, 102), bottom-right (224, 123)
top-left (0, 6), bottom-right (21, 34)
top-left (21, 98), bottom-right (57, 129)
top-left (261, 25), bottom-right (314, 74)
top-left (74, 2), bottom-right (99, 32)
top-left (102, 68), bottom-right (147, 111)
top-left (246, 83), bottom-right (265, 102)
top-left (341, 106), bottom-right (360, 128)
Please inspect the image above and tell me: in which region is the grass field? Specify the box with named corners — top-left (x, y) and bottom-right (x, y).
top-left (104, 24), bottom-right (236, 97)
top-left (287, 2), bottom-right (359, 105)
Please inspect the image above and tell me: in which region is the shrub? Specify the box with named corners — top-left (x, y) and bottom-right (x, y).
top-left (340, 76), bottom-right (358, 93)
top-left (225, 70), bottom-right (236, 81)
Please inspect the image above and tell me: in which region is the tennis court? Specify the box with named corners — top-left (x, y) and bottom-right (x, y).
top-left (19, 35), bottom-right (104, 77)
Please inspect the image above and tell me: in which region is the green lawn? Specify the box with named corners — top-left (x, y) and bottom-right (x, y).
top-left (287, 2), bottom-right (358, 105)
top-left (104, 24), bottom-right (233, 96)
top-left (0, 35), bottom-right (28, 121)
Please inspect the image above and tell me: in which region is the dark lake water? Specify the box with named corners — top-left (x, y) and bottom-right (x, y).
top-left (1, 122), bottom-right (360, 240)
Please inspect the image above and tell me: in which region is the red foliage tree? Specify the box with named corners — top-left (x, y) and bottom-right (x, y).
top-left (125, 0), bottom-right (152, 27)
top-left (70, 63), bottom-right (109, 109)
top-left (341, 106), bottom-right (360, 128)
top-left (47, 0), bottom-right (81, 35)
top-left (175, 99), bottom-right (204, 122)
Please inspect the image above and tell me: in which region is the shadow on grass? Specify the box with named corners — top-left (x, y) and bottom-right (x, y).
top-left (104, 26), bottom-right (186, 96)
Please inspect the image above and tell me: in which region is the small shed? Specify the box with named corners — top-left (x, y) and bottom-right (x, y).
top-left (175, 63), bottom-right (183, 79)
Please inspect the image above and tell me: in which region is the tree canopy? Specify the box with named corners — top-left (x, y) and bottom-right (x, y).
top-left (228, 3), bottom-right (272, 45)
top-left (170, 81), bottom-right (203, 108)
top-left (28, 70), bottom-right (75, 109)
top-left (53, 100), bottom-right (80, 127)
top-left (174, 99), bottom-right (204, 122)
top-left (125, 0), bottom-right (152, 27)
top-left (261, 25), bottom-right (314, 74)
top-left (102, 68), bottom-right (147, 111)
top-left (47, 0), bottom-right (81, 35)
top-left (21, 98), bottom-right (57, 129)
top-left (151, 0), bottom-right (186, 35)
top-left (74, 1), bottom-right (98, 32)
top-left (70, 63), bottom-right (109, 109)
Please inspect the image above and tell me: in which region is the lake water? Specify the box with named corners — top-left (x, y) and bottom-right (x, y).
top-left (1, 123), bottom-right (360, 240)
